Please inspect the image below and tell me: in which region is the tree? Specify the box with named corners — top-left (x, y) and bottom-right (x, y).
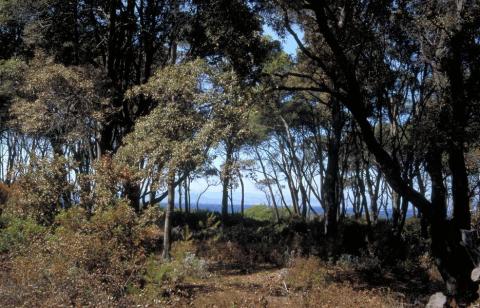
top-left (264, 0), bottom-right (480, 301)
top-left (10, 55), bottom-right (107, 156)
top-left (118, 59), bottom-right (246, 259)
top-left (213, 72), bottom-right (255, 218)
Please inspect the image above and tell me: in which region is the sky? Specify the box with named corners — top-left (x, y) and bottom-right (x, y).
top-left (187, 26), bottom-right (302, 206)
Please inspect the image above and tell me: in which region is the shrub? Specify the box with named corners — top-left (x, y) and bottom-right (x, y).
top-left (129, 245), bottom-right (209, 305)
top-left (3, 201), bottom-right (163, 306)
top-left (244, 204), bottom-right (289, 221)
top-left (0, 182), bottom-right (10, 205)
top-left (284, 257), bottom-right (327, 290)
top-left (0, 216), bottom-right (46, 253)
top-left (4, 156), bottom-right (74, 225)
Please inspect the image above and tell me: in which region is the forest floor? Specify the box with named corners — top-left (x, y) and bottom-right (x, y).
top-left (0, 212), bottom-right (461, 307)
top-left (154, 259), bottom-right (435, 307)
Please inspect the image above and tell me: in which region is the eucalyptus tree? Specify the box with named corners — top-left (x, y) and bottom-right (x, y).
top-left (0, 0), bottom-right (271, 154)
top-left (0, 0), bottom-right (273, 214)
top-left (261, 0), bottom-right (480, 301)
top-left (9, 55), bottom-right (108, 157)
top-left (118, 59), bottom-right (255, 258)
top-left (214, 72), bottom-right (256, 218)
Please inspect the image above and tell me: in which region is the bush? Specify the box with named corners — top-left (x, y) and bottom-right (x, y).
top-left (244, 204), bottom-right (289, 221)
top-left (283, 257), bottom-right (327, 290)
top-left (0, 182), bottom-right (10, 205)
top-left (2, 201), bottom-right (163, 306)
top-left (129, 243), bottom-right (209, 305)
top-left (0, 216), bottom-right (46, 253)
top-left (4, 156), bottom-right (74, 225)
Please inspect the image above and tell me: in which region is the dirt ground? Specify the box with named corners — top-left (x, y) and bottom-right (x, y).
top-left (158, 264), bottom-right (423, 308)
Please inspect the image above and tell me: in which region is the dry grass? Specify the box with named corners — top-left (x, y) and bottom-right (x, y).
top-left (141, 256), bottom-right (415, 308)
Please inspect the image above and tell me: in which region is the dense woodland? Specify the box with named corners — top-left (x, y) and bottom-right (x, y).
top-left (0, 0), bottom-right (480, 307)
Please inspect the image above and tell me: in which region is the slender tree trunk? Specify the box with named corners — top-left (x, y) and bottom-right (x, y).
top-left (398, 196), bottom-right (409, 234)
top-left (255, 147), bottom-right (280, 222)
top-left (279, 118), bottom-right (309, 219)
top-left (221, 143), bottom-right (234, 218)
top-left (271, 165), bottom-right (292, 217)
top-left (391, 191), bottom-right (401, 228)
top-left (280, 145), bottom-right (299, 215)
top-left (162, 171), bottom-right (175, 260)
top-left (239, 173), bottom-right (245, 216)
top-left (230, 186), bottom-right (234, 215)
top-left (185, 177), bottom-right (190, 213)
top-left (356, 162), bottom-right (370, 227)
top-left (178, 180), bottom-right (183, 212)
top-left (416, 166), bottom-right (429, 237)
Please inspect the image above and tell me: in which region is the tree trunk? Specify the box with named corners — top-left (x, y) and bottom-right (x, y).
top-left (124, 181), bottom-right (141, 212)
top-left (184, 177), bottom-right (190, 213)
top-left (221, 143), bottom-right (234, 218)
top-left (230, 185), bottom-right (234, 214)
top-left (239, 173), bottom-right (245, 216)
top-left (324, 99), bottom-right (342, 237)
top-left (162, 171), bottom-right (175, 260)
top-left (178, 180), bottom-right (183, 212)
top-left (255, 147), bottom-right (280, 222)
top-left (427, 148), bottom-right (477, 302)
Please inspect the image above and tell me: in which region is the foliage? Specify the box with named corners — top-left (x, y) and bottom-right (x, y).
top-left (4, 155), bottom-right (74, 225)
top-left (129, 242), bottom-right (209, 305)
top-left (244, 204), bottom-right (289, 221)
top-left (0, 215), bottom-right (45, 253)
top-left (9, 55), bottom-right (108, 145)
top-left (0, 58), bottom-right (26, 101)
top-left (0, 182), bottom-right (10, 205)
top-left (79, 156), bottom-right (138, 211)
top-left (0, 0), bottom-right (479, 304)
top-left (2, 201), bottom-right (162, 307)
top-left (118, 60), bottom-right (218, 182)
top-left (118, 60), bottom-right (254, 189)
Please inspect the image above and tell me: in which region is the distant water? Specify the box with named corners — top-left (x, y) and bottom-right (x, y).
top-left (165, 203), bottom-right (416, 218)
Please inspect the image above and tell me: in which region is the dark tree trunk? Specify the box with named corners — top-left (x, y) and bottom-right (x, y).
top-left (416, 164), bottom-right (429, 238)
top-left (324, 99), bottom-right (342, 237)
top-left (427, 148), bottom-right (477, 302)
top-left (391, 191), bottom-right (401, 229)
top-left (124, 181), bottom-right (141, 212)
top-left (50, 138), bottom-right (71, 209)
top-left (448, 145), bottom-right (471, 230)
top-left (178, 180), bottom-right (183, 212)
top-left (398, 196), bottom-right (409, 234)
top-left (444, 30), bottom-right (471, 231)
top-left (356, 163), bottom-right (370, 227)
top-left (107, 0), bottom-right (119, 83)
top-left (365, 166), bottom-right (381, 224)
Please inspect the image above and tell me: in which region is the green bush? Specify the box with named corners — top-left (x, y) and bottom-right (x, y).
top-left (244, 204), bottom-right (289, 221)
top-left (0, 216), bottom-right (46, 253)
